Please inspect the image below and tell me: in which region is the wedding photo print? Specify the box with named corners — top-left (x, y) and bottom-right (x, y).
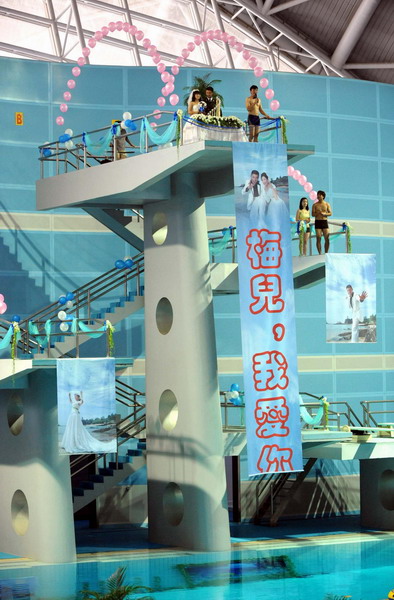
top-left (326, 254), bottom-right (376, 344)
top-left (57, 358), bottom-right (117, 455)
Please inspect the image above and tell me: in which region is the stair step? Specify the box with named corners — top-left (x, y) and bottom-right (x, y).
top-left (72, 487), bottom-right (85, 497)
top-left (98, 467), bottom-right (114, 476)
top-left (89, 474), bottom-right (105, 483)
top-left (137, 441), bottom-right (146, 450)
top-left (79, 481), bottom-right (95, 490)
top-left (127, 449), bottom-right (143, 457)
top-left (109, 461), bottom-right (123, 470)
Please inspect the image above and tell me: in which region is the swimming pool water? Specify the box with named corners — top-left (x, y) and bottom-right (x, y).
top-left (0, 537), bottom-right (393, 600)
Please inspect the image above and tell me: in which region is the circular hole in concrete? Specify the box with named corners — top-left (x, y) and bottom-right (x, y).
top-left (152, 212), bottom-right (168, 246)
top-left (7, 393), bottom-right (24, 436)
top-left (163, 482), bottom-right (184, 526)
top-left (156, 297), bottom-right (173, 335)
top-left (378, 469), bottom-right (394, 511)
top-left (11, 490), bottom-right (29, 536)
top-left (159, 390), bottom-right (179, 431)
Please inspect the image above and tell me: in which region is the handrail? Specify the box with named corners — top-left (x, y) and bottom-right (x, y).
top-left (360, 400), bottom-right (394, 427)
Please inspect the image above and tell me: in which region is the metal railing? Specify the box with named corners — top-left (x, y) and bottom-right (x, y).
top-left (361, 399), bottom-right (394, 427)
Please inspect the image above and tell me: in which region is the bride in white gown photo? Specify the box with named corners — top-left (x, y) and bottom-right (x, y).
top-left (61, 391), bottom-right (116, 454)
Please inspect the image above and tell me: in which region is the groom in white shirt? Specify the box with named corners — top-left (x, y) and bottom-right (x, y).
top-left (346, 285), bottom-right (368, 342)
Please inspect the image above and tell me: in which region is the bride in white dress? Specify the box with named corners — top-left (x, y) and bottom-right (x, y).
top-left (182, 89), bottom-right (206, 144)
top-left (61, 392), bottom-right (116, 454)
top-left (247, 171), bottom-right (288, 229)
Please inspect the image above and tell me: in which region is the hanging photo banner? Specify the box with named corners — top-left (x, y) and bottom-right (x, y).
top-left (232, 142), bottom-right (303, 477)
top-left (326, 254), bottom-right (376, 343)
top-left (57, 358), bottom-right (117, 455)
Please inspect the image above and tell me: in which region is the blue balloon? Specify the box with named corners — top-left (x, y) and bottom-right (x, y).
top-left (65, 292), bottom-right (75, 301)
top-left (58, 295), bottom-right (67, 305)
top-left (42, 148), bottom-right (52, 157)
top-left (124, 119), bottom-right (132, 127)
top-left (59, 134), bottom-right (71, 143)
top-left (232, 397), bottom-right (242, 406)
top-left (129, 122), bottom-right (137, 131)
top-left (230, 383), bottom-right (239, 392)
top-left (124, 259), bottom-right (134, 269)
top-left (115, 259), bottom-right (125, 269)
top-left (11, 315), bottom-right (21, 323)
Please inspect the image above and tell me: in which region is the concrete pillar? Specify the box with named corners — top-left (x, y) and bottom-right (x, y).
top-left (143, 171), bottom-right (230, 551)
top-left (360, 457), bottom-right (394, 530)
top-left (0, 369), bottom-right (76, 562)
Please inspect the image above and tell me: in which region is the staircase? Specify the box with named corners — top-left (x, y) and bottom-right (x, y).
top-left (254, 457), bottom-right (317, 526)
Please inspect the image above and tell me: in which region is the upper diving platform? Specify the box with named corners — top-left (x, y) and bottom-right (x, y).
top-left (36, 140), bottom-right (314, 212)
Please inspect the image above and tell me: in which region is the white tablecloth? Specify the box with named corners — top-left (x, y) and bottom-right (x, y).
top-left (182, 122), bottom-right (248, 144)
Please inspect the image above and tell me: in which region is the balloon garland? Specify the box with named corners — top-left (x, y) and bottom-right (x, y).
top-left (55, 24), bottom-right (283, 131)
top-left (287, 165), bottom-right (317, 202)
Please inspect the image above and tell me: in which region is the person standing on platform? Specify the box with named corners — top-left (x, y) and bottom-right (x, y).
top-left (245, 85), bottom-right (272, 143)
top-left (346, 285), bottom-right (368, 342)
top-left (312, 190), bottom-right (332, 254)
top-left (203, 86), bottom-right (221, 116)
top-left (296, 197), bottom-right (311, 256)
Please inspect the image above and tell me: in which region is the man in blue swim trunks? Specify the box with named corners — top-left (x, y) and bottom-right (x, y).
top-left (245, 85), bottom-right (272, 142)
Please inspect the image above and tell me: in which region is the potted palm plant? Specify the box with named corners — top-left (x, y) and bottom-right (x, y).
top-left (183, 72), bottom-right (224, 107)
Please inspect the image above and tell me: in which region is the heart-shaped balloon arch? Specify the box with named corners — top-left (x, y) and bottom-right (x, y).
top-left (54, 22), bottom-right (317, 201)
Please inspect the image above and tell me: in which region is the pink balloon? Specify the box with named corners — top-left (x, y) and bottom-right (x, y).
top-left (228, 36), bottom-right (237, 46)
top-left (0, 302), bottom-right (7, 315)
top-left (166, 83), bottom-right (174, 94)
top-left (153, 109), bottom-right (162, 120)
top-left (72, 66), bottom-right (81, 77)
top-left (248, 57), bottom-right (258, 68)
top-left (0, 294), bottom-right (4, 302)
top-left (265, 88), bottom-right (275, 100)
top-left (181, 49), bottom-right (190, 59)
top-left (242, 49), bottom-right (251, 60)
top-left (135, 30), bottom-right (144, 41)
top-left (77, 57), bottom-right (86, 67)
top-left (67, 79), bottom-right (76, 89)
top-left (150, 122), bottom-right (157, 129)
top-left (88, 38), bottom-right (96, 48)
top-left (287, 166), bottom-right (295, 176)
top-left (60, 103), bottom-right (68, 113)
top-left (129, 25), bottom-right (137, 35)
top-left (260, 78), bottom-right (269, 88)
top-left (235, 42), bottom-right (244, 52)
top-left (157, 97), bottom-right (166, 107)
top-left (194, 35), bottom-right (202, 45)
top-left (201, 32), bottom-right (208, 42)
top-left (309, 191), bottom-right (317, 201)
top-left (298, 175), bottom-right (307, 186)
top-left (293, 170), bottom-right (301, 180)
top-left (176, 57), bottom-right (185, 66)
top-left (63, 91), bottom-right (72, 101)
top-left (116, 21), bottom-right (123, 31)
top-left (168, 74), bottom-right (175, 83)
top-left (101, 26), bottom-right (109, 36)
top-left (171, 65), bottom-right (179, 75)
top-left (82, 47), bottom-right (90, 57)
top-left (108, 22), bottom-right (116, 32)
top-left (304, 182), bottom-right (313, 193)
top-left (214, 29), bottom-right (221, 39)
top-left (152, 55), bottom-right (161, 64)
top-left (187, 42), bottom-right (195, 52)
top-left (169, 94), bottom-right (179, 106)
top-left (157, 63), bottom-right (166, 73)
top-left (161, 71), bottom-right (170, 83)
top-left (142, 38), bottom-right (151, 48)
top-left (122, 23), bottom-right (130, 32)
top-left (221, 32), bottom-right (229, 42)
top-left (94, 31), bottom-right (103, 41)
top-left (270, 99), bottom-right (280, 111)
top-left (162, 87), bottom-right (169, 97)
top-left (56, 116), bottom-right (64, 126)
top-left (148, 46), bottom-right (157, 56)
top-left (207, 30), bottom-right (215, 40)
top-left (254, 66), bottom-right (264, 77)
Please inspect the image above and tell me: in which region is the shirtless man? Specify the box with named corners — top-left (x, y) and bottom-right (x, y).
top-left (312, 190), bottom-right (332, 254)
top-left (245, 85), bottom-right (271, 142)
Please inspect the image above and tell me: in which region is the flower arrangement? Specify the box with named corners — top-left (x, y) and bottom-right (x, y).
top-left (189, 114), bottom-right (245, 129)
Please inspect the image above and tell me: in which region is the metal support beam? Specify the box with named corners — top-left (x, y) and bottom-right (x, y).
top-left (121, 0), bottom-right (142, 66)
top-left (191, 0), bottom-right (214, 67)
top-left (211, 0), bottom-right (235, 68)
top-left (70, 0), bottom-right (89, 64)
top-left (44, 0), bottom-right (63, 59)
top-left (268, 0), bottom-right (313, 15)
top-left (331, 0), bottom-right (381, 68)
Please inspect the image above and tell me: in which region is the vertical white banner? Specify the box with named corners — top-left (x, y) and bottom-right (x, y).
top-left (233, 142), bottom-right (303, 476)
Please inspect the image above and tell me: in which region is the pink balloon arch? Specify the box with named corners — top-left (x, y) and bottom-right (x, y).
top-left (55, 23), bottom-right (283, 126)
top-left (287, 166), bottom-right (317, 202)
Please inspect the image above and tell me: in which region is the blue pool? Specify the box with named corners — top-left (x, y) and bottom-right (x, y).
top-left (0, 536), bottom-right (393, 600)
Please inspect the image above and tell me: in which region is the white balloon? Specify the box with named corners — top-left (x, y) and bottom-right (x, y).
top-left (65, 300), bottom-right (73, 308)
top-left (65, 140), bottom-right (74, 150)
top-left (225, 391), bottom-right (232, 402)
top-left (58, 310), bottom-right (67, 321)
top-left (123, 111), bottom-right (132, 120)
top-left (60, 322), bottom-right (69, 332)
top-left (65, 128), bottom-right (73, 136)
top-left (120, 120), bottom-right (126, 129)
top-left (231, 390), bottom-right (239, 399)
